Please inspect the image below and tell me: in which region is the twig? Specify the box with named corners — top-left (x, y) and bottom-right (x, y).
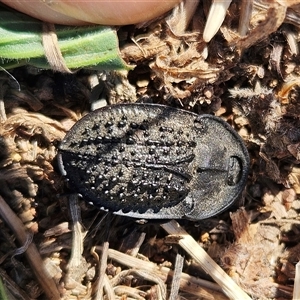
top-left (96, 246), bottom-right (228, 299)
top-left (293, 261), bottom-right (300, 300)
top-left (110, 269), bottom-right (167, 300)
top-left (91, 243), bottom-right (115, 299)
top-left (238, 0), bottom-right (253, 36)
top-left (103, 274), bottom-right (116, 300)
top-left (169, 251), bottom-right (184, 300)
top-left (64, 194), bottom-right (87, 287)
top-left (93, 242), bottom-right (109, 300)
top-left (68, 194), bottom-right (85, 261)
top-left (160, 220), bottom-right (252, 300)
top-left (0, 195), bottom-right (60, 300)
top-left (113, 286), bottom-right (146, 300)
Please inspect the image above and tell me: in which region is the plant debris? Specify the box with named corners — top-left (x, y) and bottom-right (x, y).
top-left (1, 0), bottom-right (300, 299)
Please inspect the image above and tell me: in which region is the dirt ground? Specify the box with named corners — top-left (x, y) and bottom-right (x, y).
top-left (1, 1), bottom-right (300, 299)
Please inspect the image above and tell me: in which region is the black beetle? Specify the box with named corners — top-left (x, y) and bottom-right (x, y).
top-left (58, 104), bottom-right (249, 220)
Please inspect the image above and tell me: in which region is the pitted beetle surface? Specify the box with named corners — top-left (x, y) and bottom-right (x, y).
top-left (58, 104), bottom-right (249, 220)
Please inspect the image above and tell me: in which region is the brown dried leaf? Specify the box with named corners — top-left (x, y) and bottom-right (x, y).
top-left (1, 110), bottom-right (66, 142)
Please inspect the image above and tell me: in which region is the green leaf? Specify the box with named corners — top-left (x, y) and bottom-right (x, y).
top-left (0, 277), bottom-right (9, 300)
top-left (0, 7), bottom-right (130, 71)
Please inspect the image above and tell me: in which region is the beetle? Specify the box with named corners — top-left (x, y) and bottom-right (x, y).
top-left (58, 103), bottom-right (249, 220)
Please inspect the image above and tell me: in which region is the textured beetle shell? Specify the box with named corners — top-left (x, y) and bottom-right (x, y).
top-left (58, 104), bottom-right (249, 220)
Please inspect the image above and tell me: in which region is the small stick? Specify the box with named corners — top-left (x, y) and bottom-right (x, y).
top-left (160, 220), bottom-right (252, 300)
top-left (64, 194), bottom-right (88, 289)
top-left (293, 261), bottom-right (300, 300)
top-left (103, 273), bottom-right (116, 300)
top-left (169, 251), bottom-right (184, 300)
top-left (95, 242), bottom-right (109, 299)
top-left (96, 246), bottom-right (228, 299)
top-left (0, 195), bottom-right (60, 300)
top-left (238, 0), bottom-right (253, 36)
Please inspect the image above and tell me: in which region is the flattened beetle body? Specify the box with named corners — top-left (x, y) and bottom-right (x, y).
top-left (58, 104), bottom-right (249, 220)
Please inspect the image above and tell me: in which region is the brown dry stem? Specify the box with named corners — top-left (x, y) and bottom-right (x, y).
top-left (0, 195), bottom-right (61, 300)
top-left (96, 245), bottom-right (228, 300)
top-left (169, 252), bottom-right (184, 300)
top-left (161, 220), bottom-right (251, 300)
top-left (42, 23), bottom-right (72, 74)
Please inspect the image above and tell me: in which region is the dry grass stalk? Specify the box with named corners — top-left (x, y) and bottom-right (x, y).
top-left (293, 262), bottom-right (300, 300)
top-left (161, 220), bottom-right (251, 300)
top-left (169, 252), bottom-right (184, 300)
top-left (96, 245), bottom-right (229, 300)
top-left (0, 195), bottom-right (60, 299)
